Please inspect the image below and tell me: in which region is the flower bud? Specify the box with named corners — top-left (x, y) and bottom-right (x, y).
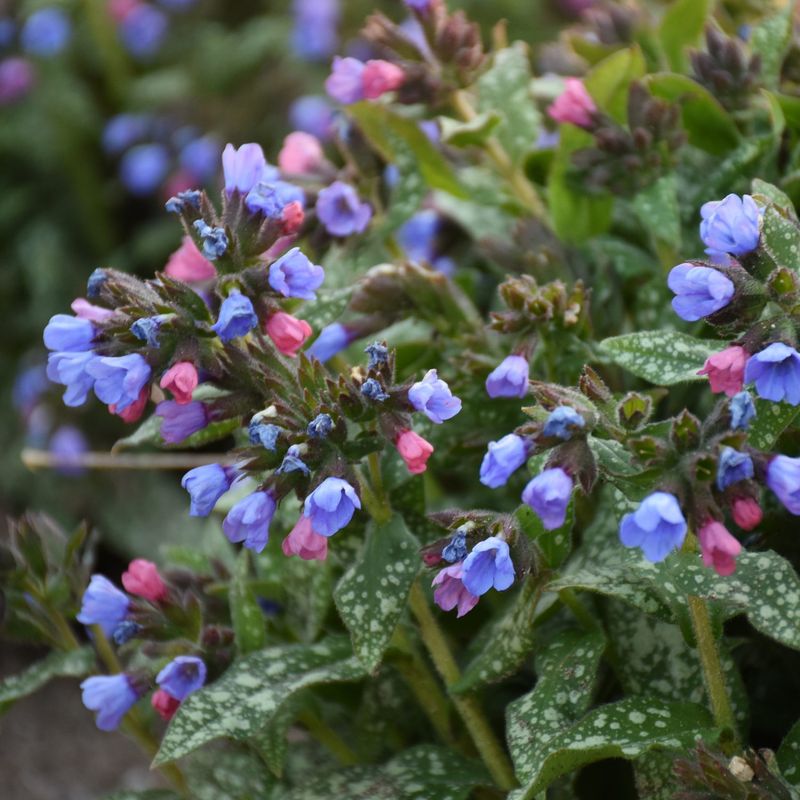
top-left (160, 362), bottom-right (198, 405)
top-left (279, 131), bottom-right (325, 174)
top-left (697, 346), bottom-right (748, 397)
top-left (121, 559), bottom-right (168, 602)
top-left (698, 520), bottom-right (741, 576)
top-left (395, 429), bottom-right (434, 474)
top-left (265, 312), bottom-right (312, 356)
top-left (731, 495), bottom-right (762, 531)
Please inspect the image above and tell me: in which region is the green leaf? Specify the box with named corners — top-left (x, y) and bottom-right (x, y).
top-left (588, 437), bottom-right (641, 477)
top-left (477, 42), bottom-right (541, 165)
top-left (747, 399), bottom-right (800, 450)
top-left (517, 499), bottom-right (576, 569)
top-left (0, 647), bottom-right (95, 714)
top-left (230, 550), bottom-right (267, 655)
top-left (645, 73), bottom-right (739, 156)
top-left (154, 637), bottom-right (366, 765)
top-left (280, 745), bottom-right (488, 800)
top-left (598, 330), bottom-right (721, 385)
top-left (509, 695), bottom-right (717, 799)
top-left (112, 414), bottom-right (163, 452)
top-left (334, 514), bottom-right (420, 672)
top-left (632, 174), bottom-right (681, 250)
top-left (658, 0), bottom-right (712, 72)
top-left (752, 178), bottom-right (797, 214)
top-left (586, 46), bottom-right (647, 124)
top-left (751, 0), bottom-right (796, 89)
top-left (438, 111), bottom-right (502, 148)
top-left (760, 204), bottom-right (800, 268)
top-left (105, 792), bottom-right (179, 800)
top-left (185, 747), bottom-right (276, 800)
top-left (778, 718), bottom-right (800, 787)
top-left (301, 287), bottom-right (353, 330)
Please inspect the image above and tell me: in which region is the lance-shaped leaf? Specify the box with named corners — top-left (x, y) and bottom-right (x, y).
top-left (633, 174), bottom-right (681, 250)
top-left (153, 637), bottom-right (365, 765)
top-left (334, 514), bottom-right (420, 672)
top-left (598, 331), bottom-right (721, 386)
top-left (658, 0), bottom-right (712, 72)
top-left (747, 399), bottom-right (800, 450)
top-left (230, 549), bottom-right (267, 655)
top-left (778, 718), bottom-right (800, 788)
top-left (185, 746), bottom-right (276, 799)
top-left (751, 0), bottom-right (796, 89)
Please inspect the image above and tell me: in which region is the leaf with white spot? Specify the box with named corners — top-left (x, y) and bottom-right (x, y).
top-left (230, 549), bottom-right (267, 655)
top-left (153, 637), bottom-right (366, 765)
top-left (760, 204), bottom-right (800, 269)
top-left (105, 792), bottom-right (179, 800)
top-left (334, 514), bottom-right (420, 672)
top-left (599, 330), bottom-right (722, 385)
top-left (751, 0), bottom-right (795, 89)
top-left (778, 718), bottom-right (800, 787)
top-left (633, 174), bottom-right (681, 250)
top-left (747, 398), bottom-right (800, 450)
top-left (184, 746), bottom-right (276, 799)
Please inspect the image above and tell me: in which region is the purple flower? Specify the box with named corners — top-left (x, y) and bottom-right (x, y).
top-left (50, 425), bottom-right (88, 477)
top-left (102, 114), bottom-right (151, 155)
top-left (156, 400), bottom-right (208, 443)
top-left (730, 391), bottom-right (756, 430)
top-left (303, 477), bottom-right (361, 536)
top-left (667, 264), bottom-right (735, 322)
top-left (432, 562), bottom-right (479, 617)
top-left (744, 342), bottom-right (800, 405)
top-left (619, 492), bottom-right (687, 563)
top-left (480, 434), bottom-right (529, 488)
top-left (181, 464), bottom-right (238, 516)
top-left (222, 143), bottom-right (271, 195)
top-left (306, 323), bottom-right (351, 363)
top-left (700, 194), bottom-right (761, 258)
top-left (212, 291), bottom-right (257, 342)
top-left (716, 447), bottom-right (754, 491)
top-left (269, 247), bottom-right (325, 300)
top-left (767, 455), bottom-right (800, 514)
top-left (408, 369), bottom-right (461, 424)
top-left (81, 674), bottom-right (140, 731)
top-left (77, 575), bottom-right (130, 637)
top-left (292, 0), bottom-right (339, 61)
top-left (542, 406), bottom-right (585, 440)
top-left (223, 491), bottom-right (277, 552)
top-left (87, 354), bottom-right (151, 412)
top-left (12, 364), bottom-right (49, 415)
top-left (316, 181), bottom-right (372, 237)
top-left (461, 536), bottom-right (515, 596)
top-left (21, 8), bottom-right (71, 57)
top-left (119, 143), bottom-right (170, 196)
top-left (325, 56), bottom-right (365, 104)
top-left (398, 210), bottom-right (441, 264)
top-left (522, 468), bottom-right (573, 530)
top-left (485, 355), bottom-right (529, 399)
top-left (405, 0), bottom-right (433, 10)
top-left (180, 135), bottom-right (220, 182)
top-left (119, 5), bottom-right (168, 60)
top-left (46, 350), bottom-right (97, 407)
top-left (156, 656), bottom-right (207, 701)
top-left (245, 180), bottom-right (305, 218)
top-left (43, 314), bottom-right (95, 352)
top-left (289, 95), bottom-right (335, 141)
top-left (0, 57), bottom-right (35, 105)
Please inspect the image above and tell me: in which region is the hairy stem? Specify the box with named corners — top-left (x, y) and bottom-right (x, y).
top-left (298, 710), bottom-right (359, 765)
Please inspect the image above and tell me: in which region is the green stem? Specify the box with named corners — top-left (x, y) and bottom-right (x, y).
top-left (558, 588), bottom-right (599, 632)
top-left (81, 0), bottom-right (130, 102)
top-left (408, 583), bottom-right (517, 791)
top-left (298, 710), bottom-right (359, 765)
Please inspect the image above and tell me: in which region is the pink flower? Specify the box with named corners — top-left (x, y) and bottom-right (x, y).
top-left (151, 689), bottom-right (180, 721)
top-left (548, 78), bottom-right (597, 129)
top-left (395, 429), bottom-right (434, 474)
top-left (697, 345), bottom-right (748, 397)
top-left (731, 496), bottom-right (762, 531)
top-left (266, 312), bottom-right (312, 356)
top-left (109, 386), bottom-right (149, 423)
top-left (698, 520), bottom-right (742, 577)
top-left (164, 237), bottom-right (217, 283)
top-left (281, 201), bottom-right (305, 236)
top-left (71, 298), bottom-right (114, 323)
top-left (281, 516), bottom-right (328, 561)
top-left (279, 132), bottom-right (324, 174)
top-left (432, 562), bottom-right (479, 617)
top-left (362, 60), bottom-right (405, 100)
top-left (160, 361), bottom-right (199, 405)
top-left (122, 558), bottom-right (168, 602)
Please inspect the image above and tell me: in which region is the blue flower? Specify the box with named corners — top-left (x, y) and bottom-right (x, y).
top-left (181, 464), bottom-right (238, 516)
top-left (365, 342), bottom-right (388, 369)
top-left (130, 316), bottom-right (163, 348)
top-left (269, 247), bottom-right (325, 300)
top-left (700, 194), bottom-right (761, 258)
top-left (212, 291), bottom-right (257, 342)
top-left (119, 143), bottom-right (170, 196)
top-left (316, 181), bottom-right (372, 237)
top-left (43, 314), bottom-right (95, 352)
top-left (619, 492), bottom-right (687, 563)
top-left (21, 9), bottom-right (72, 57)
top-left (744, 342), bottom-right (800, 405)
top-left (277, 445), bottom-right (310, 476)
top-left (81, 674), bottom-right (140, 731)
top-left (119, 5), bottom-right (168, 60)
top-left (245, 180), bottom-right (305, 218)
top-left (730, 391), bottom-right (756, 430)
top-left (156, 656), bottom-right (207, 701)
top-left (442, 528), bottom-right (468, 563)
top-left (46, 350), bottom-right (97, 407)
top-left (289, 95), bottom-right (335, 141)
top-left (112, 620), bottom-right (141, 646)
top-left (180, 136), bottom-right (219, 182)
top-left (408, 369), bottom-right (461, 424)
top-left (77, 575), bottom-right (130, 637)
top-left (480, 434), bottom-right (529, 489)
top-left (398, 210), bottom-right (439, 264)
top-left (223, 491), bottom-right (277, 552)
top-left (307, 413), bottom-right (333, 438)
top-left (306, 323), bottom-right (351, 362)
top-left (361, 377), bottom-right (389, 402)
top-left (767, 455), bottom-right (800, 515)
top-left (292, 0), bottom-right (339, 61)
top-left (522, 468), bottom-right (572, 530)
top-left (461, 536), bottom-right (515, 596)
top-left (485, 355), bottom-right (529, 399)
top-left (50, 425), bottom-right (88, 477)
top-left (87, 268), bottom-right (107, 298)
top-left (222, 143), bottom-right (273, 195)
top-left (193, 220), bottom-right (229, 260)
top-left (165, 189), bottom-right (202, 215)
top-left (156, 400), bottom-right (208, 443)
top-left (87, 354), bottom-right (151, 412)
top-left (667, 264), bottom-right (735, 322)
top-left (716, 447), bottom-right (754, 491)
top-left (542, 406), bottom-right (585, 440)
top-left (304, 477), bottom-right (361, 536)
top-left (249, 420), bottom-right (281, 450)
top-left (102, 114), bottom-right (151, 155)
